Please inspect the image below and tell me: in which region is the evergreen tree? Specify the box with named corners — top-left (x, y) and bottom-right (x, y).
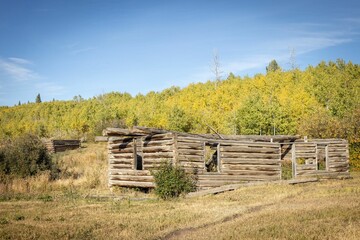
top-left (35, 94), bottom-right (42, 103)
top-left (266, 60), bottom-right (281, 73)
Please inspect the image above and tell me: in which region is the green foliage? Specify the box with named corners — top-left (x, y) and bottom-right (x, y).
top-left (35, 93), bottom-right (42, 103)
top-left (0, 59), bottom-right (358, 150)
top-left (151, 162), bottom-right (196, 200)
top-left (0, 134), bottom-right (59, 180)
top-left (266, 59), bottom-right (281, 73)
top-left (350, 143), bottom-right (360, 171)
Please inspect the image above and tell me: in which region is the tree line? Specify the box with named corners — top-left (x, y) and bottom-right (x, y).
top-left (0, 59), bottom-right (359, 144)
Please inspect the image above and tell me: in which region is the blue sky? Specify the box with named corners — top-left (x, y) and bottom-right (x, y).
top-left (0, 0), bottom-right (359, 106)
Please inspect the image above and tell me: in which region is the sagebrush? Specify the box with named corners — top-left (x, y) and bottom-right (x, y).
top-left (152, 162), bottom-right (196, 200)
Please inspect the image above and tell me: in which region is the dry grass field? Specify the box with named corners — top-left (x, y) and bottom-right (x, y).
top-left (1, 143), bottom-right (360, 240)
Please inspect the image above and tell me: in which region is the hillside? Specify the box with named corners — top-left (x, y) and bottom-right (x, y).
top-left (0, 60), bottom-right (359, 143)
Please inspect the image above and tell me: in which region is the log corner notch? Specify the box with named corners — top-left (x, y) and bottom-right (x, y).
top-left (104, 126), bottom-right (350, 190)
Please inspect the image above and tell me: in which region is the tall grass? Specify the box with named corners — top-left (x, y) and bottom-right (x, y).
top-left (0, 142), bottom-right (109, 199)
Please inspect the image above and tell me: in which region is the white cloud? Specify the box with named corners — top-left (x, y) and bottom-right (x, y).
top-left (8, 57), bottom-right (32, 65)
top-left (0, 57), bottom-right (39, 81)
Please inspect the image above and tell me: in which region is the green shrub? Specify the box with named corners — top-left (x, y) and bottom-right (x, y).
top-left (350, 142), bottom-right (360, 171)
top-left (151, 162), bottom-right (196, 200)
top-left (0, 134), bottom-right (59, 180)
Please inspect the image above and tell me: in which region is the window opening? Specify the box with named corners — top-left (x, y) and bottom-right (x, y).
top-left (317, 144), bottom-right (327, 170)
top-left (205, 143), bottom-right (219, 172)
top-left (133, 138), bottom-right (143, 170)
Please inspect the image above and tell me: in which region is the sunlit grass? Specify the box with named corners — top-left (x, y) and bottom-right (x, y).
top-left (0, 143), bottom-right (360, 239)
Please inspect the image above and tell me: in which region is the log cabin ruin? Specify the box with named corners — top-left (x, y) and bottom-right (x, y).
top-left (43, 139), bottom-right (81, 153)
top-left (104, 127), bottom-right (350, 190)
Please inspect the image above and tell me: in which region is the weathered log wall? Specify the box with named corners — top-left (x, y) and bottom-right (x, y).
top-left (292, 140), bottom-right (350, 179)
top-left (108, 134), bottom-right (174, 188)
top-left (106, 127), bottom-right (350, 189)
top-left (43, 139), bottom-right (80, 153)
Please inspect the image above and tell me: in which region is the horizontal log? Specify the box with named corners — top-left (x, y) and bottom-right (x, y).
top-left (177, 142), bottom-right (203, 150)
top-left (142, 152), bottom-right (173, 158)
top-left (108, 169), bottom-right (151, 176)
top-left (220, 142), bottom-right (280, 148)
top-left (328, 162), bottom-right (349, 168)
top-left (143, 159), bottom-right (172, 164)
top-left (142, 145), bottom-right (173, 152)
top-left (197, 176), bottom-right (279, 186)
top-left (109, 148), bottom-right (134, 154)
top-left (296, 164), bottom-right (317, 170)
top-left (221, 164), bottom-right (280, 171)
top-left (109, 142), bottom-right (134, 149)
top-left (142, 139), bottom-right (174, 146)
top-left (109, 164), bottom-right (133, 169)
top-left (109, 180), bottom-right (155, 188)
top-left (109, 137), bottom-right (134, 143)
top-left (328, 153), bottom-right (348, 157)
top-left (220, 153), bottom-right (280, 159)
top-left (177, 155), bottom-right (203, 161)
top-left (177, 149), bottom-right (204, 156)
top-left (142, 133), bottom-right (174, 140)
top-left (295, 154), bottom-right (316, 158)
top-left (296, 171), bottom-right (349, 177)
top-left (220, 146), bottom-right (279, 154)
top-left (110, 153), bottom-right (134, 158)
top-left (177, 138), bottom-right (204, 144)
top-left (221, 169), bottom-right (280, 176)
top-left (109, 159), bottom-right (134, 164)
top-left (109, 175), bottom-right (153, 182)
top-left (221, 158), bottom-right (280, 165)
top-left (179, 162), bottom-right (204, 168)
top-left (328, 158), bottom-right (348, 163)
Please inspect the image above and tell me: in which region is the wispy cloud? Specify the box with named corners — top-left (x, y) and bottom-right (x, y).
top-left (71, 47), bottom-right (95, 55)
top-left (0, 57), bottom-right (39, 81)
top-left (64, 42), bottom-right (95, 55)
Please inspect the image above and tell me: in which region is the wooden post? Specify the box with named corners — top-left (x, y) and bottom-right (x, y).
top-left (291, 144), bottom-right (296, 179)
top-left (325, 145), bottom-right (329, 171)
top-left (279, 144), bottom-right (282, 180)
top-left (315, 144), bottom-right (318, 171)
top-left (173, 133), bottom-right (178, 166)
top-left (133, 138), bottom-right (137, 170)
top-left (217, 143), bottom-right (221, 173)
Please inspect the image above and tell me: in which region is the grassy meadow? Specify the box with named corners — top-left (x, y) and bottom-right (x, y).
top-left (1, 143), bottom-right (360, 240)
